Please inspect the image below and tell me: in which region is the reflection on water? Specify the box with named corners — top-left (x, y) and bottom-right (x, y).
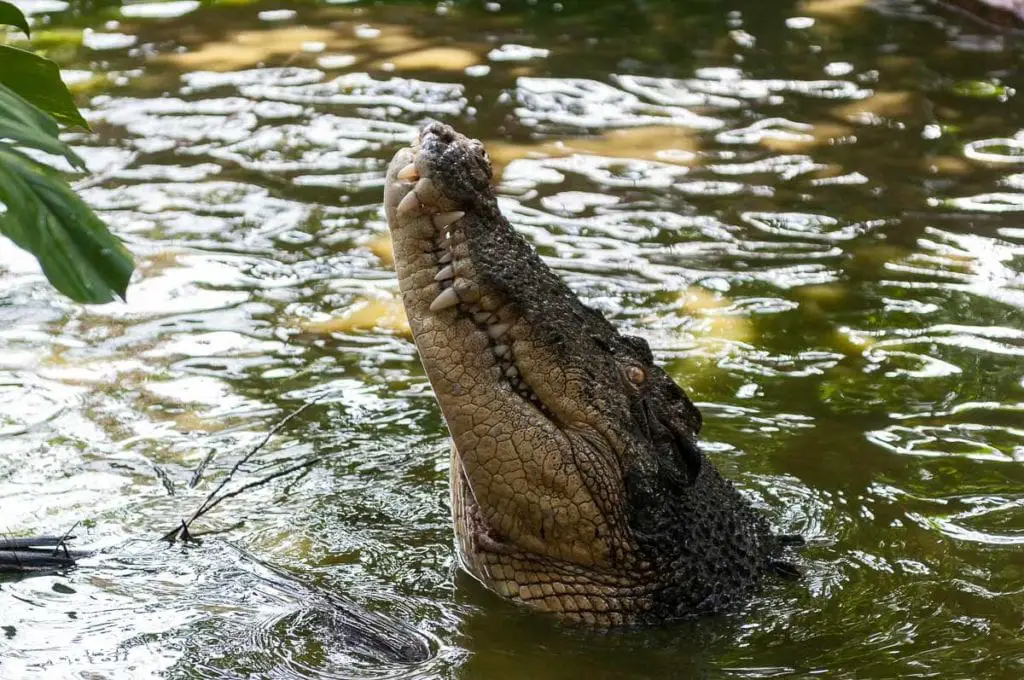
top-left (2, 0), bottom-right (1024, 678)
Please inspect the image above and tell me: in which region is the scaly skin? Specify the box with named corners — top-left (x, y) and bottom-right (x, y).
top-left (384, 123), bottom-right (794, 626)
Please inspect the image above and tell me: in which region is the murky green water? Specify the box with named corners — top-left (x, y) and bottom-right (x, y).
top-left (2, 0), bottom-right (1023, 677)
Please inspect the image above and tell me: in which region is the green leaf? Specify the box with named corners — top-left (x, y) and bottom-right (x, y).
top-left (0, 84), bottom-right (85, 169)
top-left (0, 147), bottom-right (134, 303)
top-left (0, 45), bottom-right (88, 129)
top-left (0, 0), bottom-right (30, 36)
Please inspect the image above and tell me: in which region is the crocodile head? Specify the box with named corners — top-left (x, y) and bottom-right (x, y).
top-left (384, 123), bottom-right (787, 626)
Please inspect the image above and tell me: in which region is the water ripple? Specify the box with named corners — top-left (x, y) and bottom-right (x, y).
top-left (866, 423), bottom-right (1024, 462)
top-left (515, 77), bottom-right (723, 132)
top-left (240, 73), bottom-right (466, 114)
top-left (2, 1), bottom-right (1024, 678)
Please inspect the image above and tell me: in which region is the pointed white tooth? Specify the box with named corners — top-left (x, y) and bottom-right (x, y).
top-left (397, 190), bottom-right (420, 216)
top-left (429, 287), bottom-right (460, 312)
top-left (434, 265), bottom-right (455, 281)
top-left (493, 344), bottom-right (510, 359)
top-left (505, 365), bottom-right (519, 378)
top-left (437, 251), bottom-right (453, 264)
top-left (414, 177), bottom-right (438, 205)
top-left (433, 211), bottom-right (465, 229)
top-left (474, 311), bottom-right (491, 324)
top-left (487, 323), bottom-right (510, 339)
top-left (397, 163), bottom-right (419, 181)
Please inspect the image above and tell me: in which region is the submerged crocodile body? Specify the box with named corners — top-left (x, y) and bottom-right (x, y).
top-left (384, 123), bottom-right (796, 627)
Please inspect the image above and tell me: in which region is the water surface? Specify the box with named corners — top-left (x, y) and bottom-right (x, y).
top-left (2, 0), bottom-right (1023, 677)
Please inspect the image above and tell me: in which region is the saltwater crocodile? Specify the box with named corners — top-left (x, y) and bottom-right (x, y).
top-left (384, 123), bottom-right (798, 627)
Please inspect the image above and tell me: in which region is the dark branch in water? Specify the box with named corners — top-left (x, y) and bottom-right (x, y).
top-left (161, 397), bottom-right (324, 544)
top-left (0, 524), bottom-right (88, 574)
top-left (6, 400), bottom-right (324, 571)
top-left (153, 463), bottom-right (176, 496)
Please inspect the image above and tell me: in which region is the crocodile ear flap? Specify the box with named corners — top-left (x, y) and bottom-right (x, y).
top-left (666, 382), bottom-right (702, 435)
top-left (666, 420), bottom-right (703, 487)
top-left (621, 334), bottom-right (654, 363)
top-left (638, 400), bottom-right (703, 489)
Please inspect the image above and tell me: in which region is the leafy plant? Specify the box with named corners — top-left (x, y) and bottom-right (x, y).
top-left (0, 0), bottom-right (133, 303)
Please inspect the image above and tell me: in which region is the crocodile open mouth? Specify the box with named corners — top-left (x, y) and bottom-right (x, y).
top-left (383, 124), bottom-right (551, 417)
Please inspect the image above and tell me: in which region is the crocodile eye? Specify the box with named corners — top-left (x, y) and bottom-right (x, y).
top-left (626, 366), bottom-right (646, 385)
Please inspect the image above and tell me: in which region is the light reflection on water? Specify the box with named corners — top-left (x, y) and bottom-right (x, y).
top-left (2, 0), bottom-right (1024, 678)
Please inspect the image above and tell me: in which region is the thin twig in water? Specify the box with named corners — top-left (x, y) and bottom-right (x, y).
top-left (182, 520), bottom-right (245, 540)
top-left (280, 463), bottom-right (316, 496)
top-left (162, 397), bottom-right (323, 544)
top-left (181, 458), bottom-right (321, 523)
top-left (52, 521), bottom-right (80, 558)
top-left (189, 447), bottom-right (217, 489)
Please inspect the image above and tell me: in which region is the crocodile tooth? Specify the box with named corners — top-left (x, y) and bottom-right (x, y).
top-left (437, 251), bottom-right (453, 264)
top-left (487, 323), bottom-right (510, 339)
top-left (433, 211), bottom-right (465, 230)
top-left (397, 163), bottom-right (419, 181)
top-left (397, 190), bottom-right (420, 215)
top-left (493, 344), bottom-right (510, 359)
top-left (474, 311), bottom-right (492, 324)
top-left (413, 177), bottom-right (438, 208)
top-left (434, 264), bottom-right (455, 281)
top-left (430, 287), bottom-right (460, 312)
top-left (505, 365), bottom-right (519, 378)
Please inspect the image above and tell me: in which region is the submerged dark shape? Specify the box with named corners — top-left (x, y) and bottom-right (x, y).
top-left (383, 123), bottom-right (800, 627)
top-left (224, 543), bottom-right (436, 665)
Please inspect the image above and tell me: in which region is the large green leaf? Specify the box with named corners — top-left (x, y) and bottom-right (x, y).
top-left (0, 147), bottom-right (133, 303)
top-left (0, 44), bottom-right (88, 128)
top-left (0, 0), bottom-right (30, 36)
top-left (0, 84), bottom-right (85, 169)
